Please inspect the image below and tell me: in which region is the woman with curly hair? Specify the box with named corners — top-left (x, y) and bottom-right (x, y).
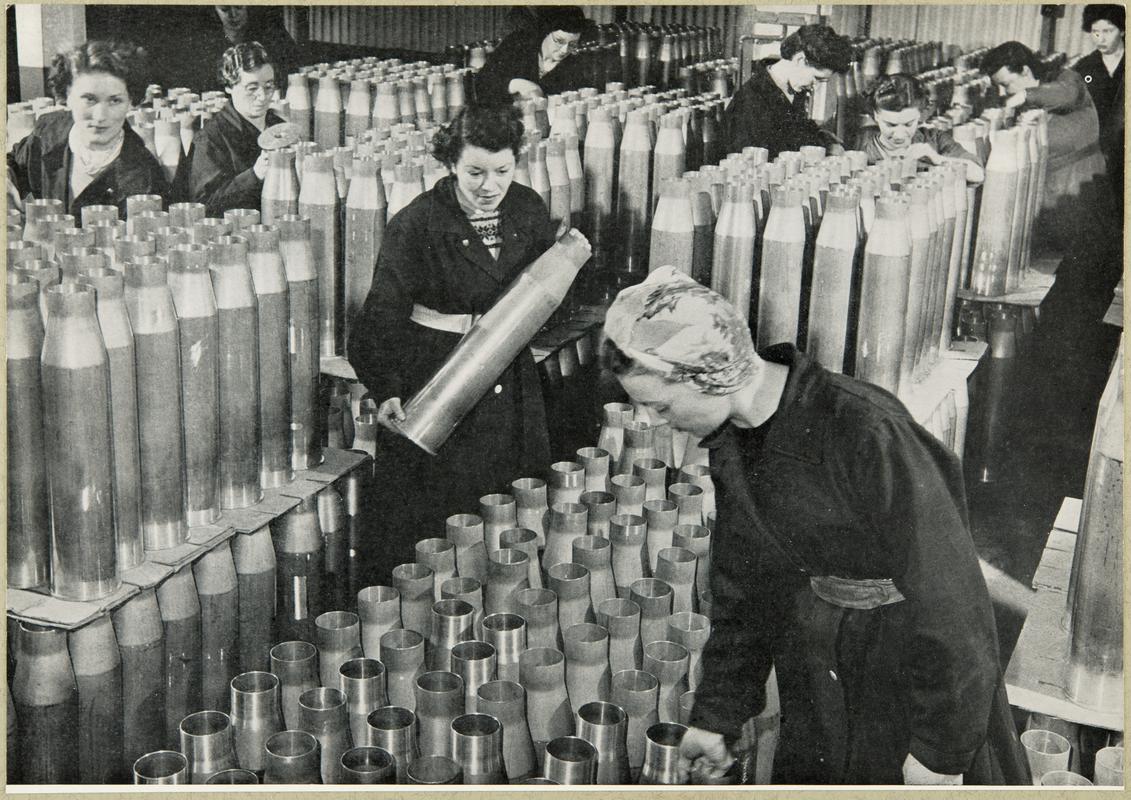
top-left (180, 41), bottom-right (285, 215)
top-left (7, 40), bottom-right (168, 217)
top-left (348, 104), bottom-right (587, 582)
top-left (855, 73), bottom-right (985, 183)
top-left (475, 5), bottom-right (591, 105)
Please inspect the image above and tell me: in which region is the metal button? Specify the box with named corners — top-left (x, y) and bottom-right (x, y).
top-left (494, 384), bottom-right (502, 394)
top-left (828, 669), bottom-right (838, 681)
top-left (1085, 74), bottom-right (1093, 83)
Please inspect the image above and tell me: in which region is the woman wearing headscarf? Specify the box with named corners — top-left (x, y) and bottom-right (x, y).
top-left (474, 5), bottom-right (591, 105)
top-left (7, 40), bottom-right (168, 218)
top-left (601, 267), bottom-right (1031, 786)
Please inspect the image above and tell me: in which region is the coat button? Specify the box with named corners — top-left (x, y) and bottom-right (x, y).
top-left (1085, 74), bottom-right (1093, 83)
top-left (828, 670), bottom-right (838, 682)
top-left (494, 385), bottom-right (502, 394)
top-left (462, 238), bottom-right (470, 246)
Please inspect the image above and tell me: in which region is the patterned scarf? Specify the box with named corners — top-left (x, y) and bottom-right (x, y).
top-left (68, 124), bottom-right (124, 198)
top-left (604, 266), bottom-right (758, 395)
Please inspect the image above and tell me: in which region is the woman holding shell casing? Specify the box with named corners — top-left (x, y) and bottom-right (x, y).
top-left (7, 40), bottom-right (168, 218)
top-left (177, 42), bottom-right (285, 216)
top-left (348, 104), bottom-right (583, 584)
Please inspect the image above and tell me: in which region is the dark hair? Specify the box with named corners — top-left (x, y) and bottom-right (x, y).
top-left (866, 73), bottom-right (928, 114)
top-left (47, 40), bottom-right (150, 105)
top-left (535, 6), bottom-right (590, 37)
top-left (598, 336), bottom-right (645, 378)
top-left (1083, 4), bottom-right (1125, 32)
top-left (431, 104), bottom-right (525, 167)
top-left (980, 41), bottom-right (1044, 80)
top-left (780, 24), bottom-right (852, 73)
top-left (219, 41), bottom-right (274, 89)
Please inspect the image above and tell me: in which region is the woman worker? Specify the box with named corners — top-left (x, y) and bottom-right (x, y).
top-left (475, 5), bottom-right (590, 105)
top-left (179, 42), bottom-right (285, 216)
top-left (855, 73), bottom-right (985, 183)
top-left (348, 104), bottom-right (587, 583)
top-left (8, 40), bottom-right (169, 218)
top-left (601, 267), bottom-right (1031, 785)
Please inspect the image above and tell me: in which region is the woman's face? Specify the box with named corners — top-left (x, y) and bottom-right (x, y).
top-left (227, 64), bottom-right (276, 121)
top-left (618, 370), bottom-right (732, 438)
top-left (67, 71), bottom-right (131, 148)
top-left (540, 29), bottom-right (581, 69)
top-left (873, 106), bottom-right (922, 150)
top-left (1090, 20), bottom-right (1125, 55)
top-left (453, 144), bottom-right (516, 212)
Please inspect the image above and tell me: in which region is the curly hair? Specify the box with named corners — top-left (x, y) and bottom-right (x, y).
top-left (218, 41), bottom-right (274, 89)
top-left (780, 24), bottom-right (852, 73)
top-left (980, 41), bottom-right (1045, 80)
top-left (431, 104), bottom-right (525, 167)
top-left (47, 40), bottom-right (150, 105)
top-left (866, 73), bottom-right (928, 114)
top-left (1083, 4), bottom-right (1125, 33)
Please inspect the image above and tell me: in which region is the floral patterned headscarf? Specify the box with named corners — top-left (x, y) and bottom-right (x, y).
top-left (604, 266), bottom-right (757, 395)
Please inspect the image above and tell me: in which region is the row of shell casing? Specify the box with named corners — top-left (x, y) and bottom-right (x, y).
top-left (7, 196), bottom-right (323, 600)
top-left (127, 663), bottom-right (696, 785)
top-left (645, 139), bottom-right (976, 400)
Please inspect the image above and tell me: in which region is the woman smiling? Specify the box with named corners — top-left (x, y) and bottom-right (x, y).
top-left (7, 40), bottom-right (168, 217)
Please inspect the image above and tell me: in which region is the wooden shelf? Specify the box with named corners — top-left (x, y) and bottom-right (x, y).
top-left (6, 448), bottom-right (369, 631)
top-left (1003, 497), bottom-right (1124, 733)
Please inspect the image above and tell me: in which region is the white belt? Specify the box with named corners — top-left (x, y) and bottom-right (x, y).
top-left (410, 303), bottom-right (481, 335)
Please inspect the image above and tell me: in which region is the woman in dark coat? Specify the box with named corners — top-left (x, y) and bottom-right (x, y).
top-left (7, 40), bottom-right (168, 219)
top-left (602, 268), bottom-right (1031, 786)
top-left (475, 5), bottom-right (590, 105)
top-left (1073, 5), bottom-right (1124, 208)
top-left (179, 41), bottom-right (285, 215)
top-left (348, 104), bottom-right (582, 584)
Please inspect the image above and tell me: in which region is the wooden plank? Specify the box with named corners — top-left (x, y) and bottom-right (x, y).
top-left (957, 271), bottom-right (1055, 308)
top-left (1053, 497), bottom-right (1082, 534)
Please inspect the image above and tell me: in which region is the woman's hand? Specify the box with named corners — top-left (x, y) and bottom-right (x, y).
top-left (253, 151), bottom-right (270, 181)
top-left (678, 727), bottom-right (734, 783)
top-left (508, 78), bottom-right (544, 99)
top-left (1004, 89), bottom-right (1027, 109)
top-left (906, 142), bottom-right (944, 165)
top-left (956, 158), bottom-right (985, 185)
top-left (376, 397), bottom-right (406, 432)
top-left (902, 752), bottom-right (963, 785)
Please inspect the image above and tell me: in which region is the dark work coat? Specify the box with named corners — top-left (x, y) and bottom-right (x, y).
top-left (347, 175), bottom-right (557, 582)
top-left (1073, 49), bottom-right (1124, 207)
top-left (854, 126), bottom-right (984, 171)
top-left (689, 345), bottom-right (1030, 785)
top-left (475, 29), bottom-right (589, 106)
top-left (177, 101), bottom-right (285, 215)
top-left (7, 110), bottom-right (169, 218)
top-left (722, 59), bottom-right (837, 159)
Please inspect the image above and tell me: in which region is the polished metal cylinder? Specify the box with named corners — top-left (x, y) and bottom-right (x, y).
top-left (673, 523), bottom-right (712, 601)
top-left (544, 735), bottom-right (598, 785)
top-left (276, 215), bottom-right (322, 469)
top-left (229, 671), bottom-right (284, 773)
top-left (576, 701), bottom-right (631, 784)
top-left (428, 598), bottom-right (475, 672)
top-left (544, 502), bottom-right (589, 575)
top-left (340, 745), bottom-right (396, 784)
top-left (297, 152), bottom-right (342, 357)
top-left (179, 710), bottom-right (237, 784)
top-left (446, 513), bottom-right (488, 584)
top-left (639, 722), bottom-right (687, 784)
top-left (450, 712), bottom-right (508, 784)
top-left (416, 538), bottom-right (457, 603)
top-left (476, 679), bottom-right (537, 782)
top-left (630, 578), bottom-right (674, 650)
top-left (205, 767), bottom-right (258, 784)
top-left (365, 705), bottom-right (419, 782)
top-left (580, 491), bottom-right (616, 541)
top-left (479, 493), bottom-right (519, 555)
top-left (415, 670), bottom-right (465, 758)
top-left (13, 622), bottom-right (80, 783)
top-left (486, 548), bottom-right (530, 616)
top-left (357, 585), bottom-right (402, 660)
top-left (245, 225), bottom-right (293, 488)
top-left (406, 754), bottom-right (463, 784)
top-left (41, 284), bottom-right (120, 599)
top-left (519, 647), bottom-right (573, 752)
top-left (666, 611), bottom-right (711, 692)
top-left (298, 686), bottom-right (352, 784)
top-left (572, 535), bottom-right (617, 610)
top-left (263, 730), bottom-right (321, 784)
top-left (381, 629), bottom-right (426, 711)
top-left (338, 658), bottom-right (389, 747)
top-left (133, 750), bottom-right (188, 784)
top-left (514, 587), bottom-right (560, 650)
top-left (6, 278), bottom-right (50, 589)
top-left (481, 613), bottom-right (526, 684)
top-left (314, 610), bottom-right (363, 689)
top-left (643, 499), bottom-right (677, 575)
top-left (598, 597), bottom-right (643, 674)
top-left (611, 474), bottom-right (646, 518)
top-left (393, 562), bottom-right (435, 637)
top-left (612, 668), bottom-right (659, 778)
top-left (269, 641), bottom-right (319, 732)
top-left (611, 514), bottom-right (648, 599)
top-left (644, 640), bottom-right (690, 724)
top-left (511, 477), bottom-right (549, 551)
top-left (451, 640), bottom-right (497, 715)
top-left (194, 543), bottom-right (238, 713)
